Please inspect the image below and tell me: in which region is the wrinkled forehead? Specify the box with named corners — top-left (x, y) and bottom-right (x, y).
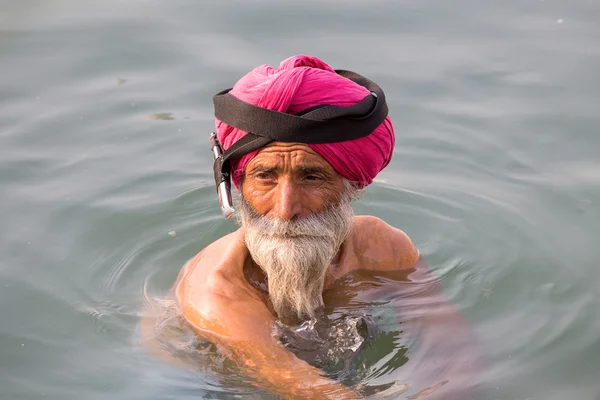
top-left (246, 142), bottom-right (336, 172)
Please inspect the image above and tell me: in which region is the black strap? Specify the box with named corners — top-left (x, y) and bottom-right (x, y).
top-left (212, 133), bottom-right (270, 185)
top-left (212, 69), bottom-right (388, 178)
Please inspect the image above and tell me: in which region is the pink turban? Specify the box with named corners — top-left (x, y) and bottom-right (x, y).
top-left (215, 55), bottom-right (395, 189)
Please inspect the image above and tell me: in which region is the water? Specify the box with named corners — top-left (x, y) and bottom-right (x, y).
top-left (1, 0), bottom-right (599, 398)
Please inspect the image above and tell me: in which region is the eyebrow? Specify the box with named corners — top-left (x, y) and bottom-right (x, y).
top-left (299, 166), bottom-right (330, 176)
top-left (248, 165), bottom-right (278, 174)
top-left (247, 164), bottom-right (331, 176)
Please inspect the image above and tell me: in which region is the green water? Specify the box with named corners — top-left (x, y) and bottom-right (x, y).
top-left (1, 0), bottom-right (599, 399)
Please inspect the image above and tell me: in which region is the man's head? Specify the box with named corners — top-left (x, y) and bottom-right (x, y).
top-left (214, 55), bottom-right (395, 322)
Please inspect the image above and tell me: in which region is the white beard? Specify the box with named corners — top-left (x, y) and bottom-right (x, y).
top-left (237, 184), bottom-right (357, 322)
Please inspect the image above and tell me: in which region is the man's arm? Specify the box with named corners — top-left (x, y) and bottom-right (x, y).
top-left (175, 232), bottom-right (359, 398)
top-left (179, 286), bottom-right (360, 399)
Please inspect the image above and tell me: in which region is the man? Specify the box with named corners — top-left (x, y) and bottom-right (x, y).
top-left (168, 55), bottom-right (477, 399)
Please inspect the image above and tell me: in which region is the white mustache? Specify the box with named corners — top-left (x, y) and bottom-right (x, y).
top-left (247, 214), bottom-right (335, 238)
top-left (237, 199), bottom-right (349, 239)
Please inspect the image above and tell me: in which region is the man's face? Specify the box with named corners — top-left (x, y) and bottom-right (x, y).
top-left (241, 142), bottom-right (346, 220)
top-left (238, 142), bottom-right (355, 323)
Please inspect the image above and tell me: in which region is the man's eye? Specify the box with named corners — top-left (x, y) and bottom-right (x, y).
top-left (256, 172), bottom-right (273, 180)
top-left (304, 175), bottom-right (323, 182)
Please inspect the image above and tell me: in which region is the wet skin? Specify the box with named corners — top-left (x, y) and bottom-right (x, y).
top-left (169, 143), bottom-right (420, 399)
top-left (164, 143), bottom-right (479, 399)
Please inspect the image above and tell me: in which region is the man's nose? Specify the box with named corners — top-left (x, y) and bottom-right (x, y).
top-left (272, 179), bottom-right (303, 220)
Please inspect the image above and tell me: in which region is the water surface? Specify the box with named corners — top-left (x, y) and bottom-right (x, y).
top-left (1, 1), bottom-right (599, 399)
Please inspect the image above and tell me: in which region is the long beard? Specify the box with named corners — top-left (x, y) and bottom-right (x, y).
top-left (237, 189), bottom-right (355, 323)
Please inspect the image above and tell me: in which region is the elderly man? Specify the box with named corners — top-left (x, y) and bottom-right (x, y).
top-left (170, 55), bottom-right (476, 399)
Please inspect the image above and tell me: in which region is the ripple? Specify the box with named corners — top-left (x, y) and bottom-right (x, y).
top-left (2, 0), bottom-right (600, 398)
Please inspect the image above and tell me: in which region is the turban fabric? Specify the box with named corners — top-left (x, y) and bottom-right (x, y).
top-left (215, 55), bottom-right (395, 189)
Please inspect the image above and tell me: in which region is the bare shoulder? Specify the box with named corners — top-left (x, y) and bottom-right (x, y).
top-left (174, 229), bottom-right (257, 321)
top-left (350, 215), bottom-right (420, 270)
